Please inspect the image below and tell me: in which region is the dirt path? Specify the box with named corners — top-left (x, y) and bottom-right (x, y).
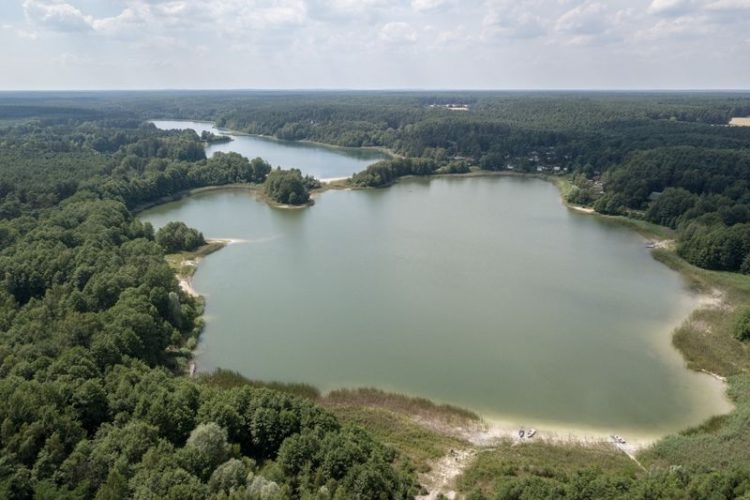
top-left (417, 449), bottom-right (476, 500)
top-left (178, 275), bottom-right (199, 297)
top-left (614, 441), bottom-right (647, 471)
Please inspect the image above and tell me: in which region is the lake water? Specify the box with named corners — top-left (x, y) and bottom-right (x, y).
top-left (151, 120), bottom-right (386, 180)
top-left (143, 120), bottom-right (730, 438)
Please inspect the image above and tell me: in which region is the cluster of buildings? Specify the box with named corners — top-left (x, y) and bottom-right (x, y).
top-left (427, 103), bottom-right (470, 111)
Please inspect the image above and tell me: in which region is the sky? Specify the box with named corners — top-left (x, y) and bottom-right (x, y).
top-left (1, 0), bottom-right (749, 90)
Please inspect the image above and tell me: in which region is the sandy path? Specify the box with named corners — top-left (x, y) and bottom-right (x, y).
top-left (319, 176), bottom-right (350, 183)
top-left (568, 204), bottom-right (595, 214)
top-left (417, 449), bottom-right (476, 500)
top-left (211, 238), bottom-right (248, 245)
top-left (178, 276), bottom-right (199, 297)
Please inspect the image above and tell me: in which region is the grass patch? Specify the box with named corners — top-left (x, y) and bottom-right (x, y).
top-left (639, 374), bottom-right (750, 470)
top-left (652, 250), bottom-right (750, 376)
top-left (457, 440), bottom-right (640, 497)
top-left (323, 387), bottom-right (480, 424)
top-left (548, 176), bottom-right (575, 199)
top-left (606, 216), bottom-right (676, 240)
top-left (198, 368), bottom-right (321, 400)
top-left (330, 406), bottom-right (469, 473)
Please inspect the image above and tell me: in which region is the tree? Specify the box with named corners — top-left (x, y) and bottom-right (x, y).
top-left (646, 188), bottom-right (699, 228)
top-left (155, 221), bottom-right (205, 253)
top-left (180, 423), bottom-right (232, 480)
top-left (207, 458), bottom-right (247, 494)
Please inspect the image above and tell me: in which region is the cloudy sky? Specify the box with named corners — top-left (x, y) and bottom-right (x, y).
top-left (1, 0), bottom-right (749, 90)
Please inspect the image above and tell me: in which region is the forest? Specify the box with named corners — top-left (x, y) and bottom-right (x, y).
top-left (0, 105), bottom-right (417, 499)
top-left (3, 91), bottom-right (750, 498)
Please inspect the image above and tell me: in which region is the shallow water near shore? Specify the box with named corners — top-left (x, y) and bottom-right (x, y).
top-left (142, 172), bottom-right (731, 439)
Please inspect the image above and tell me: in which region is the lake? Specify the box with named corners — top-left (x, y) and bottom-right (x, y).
top-left (142, 169), bottom-right (731, 439)
top-left (151, 120), bottom-right (386, 180)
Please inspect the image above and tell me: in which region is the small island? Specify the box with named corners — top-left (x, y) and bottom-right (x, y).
top-left (263, 168), bottom-right (321, 207)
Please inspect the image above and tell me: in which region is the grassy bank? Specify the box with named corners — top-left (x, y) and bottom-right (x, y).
top-left (651, 250), bottom-right (750, 376)
top-left (458, 441), bottom-right (641, 498)
top-left (199, 368), bottom-right (321, 400)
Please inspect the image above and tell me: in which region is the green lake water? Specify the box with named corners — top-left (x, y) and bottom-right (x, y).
top-left (144, 120), bottom-right (731, 438)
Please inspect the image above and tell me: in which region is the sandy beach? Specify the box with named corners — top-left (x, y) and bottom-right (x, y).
top-left (176, 238), bottom-right (246, 297)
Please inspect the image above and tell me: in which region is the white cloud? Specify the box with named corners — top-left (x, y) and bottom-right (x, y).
top-left (705, 0), bottom-right (750, 10)
top-left (23, 0), bottom-right (94, 32)
top-left (412, 0), bottom-right (449, 12)
top-left (379, 21), bottom-right (417, 43)
top-left (556, 2), bottom-right (608, 35)
top-left (647, 0), bottom-right (750, 17)
top-left (482, 1), bottom-right (548, 39)
top-left (647, 0), bottom-right (695, 15)
top-left (3, 0), bottom-right (750, 89)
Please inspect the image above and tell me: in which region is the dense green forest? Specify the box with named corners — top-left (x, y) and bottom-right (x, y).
top-left (0, 105), bottom-right (417, 499)
top-left (3, 91), bottom-right (750, 498)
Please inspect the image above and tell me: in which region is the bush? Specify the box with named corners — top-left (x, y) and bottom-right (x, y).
top-left (734, 310), bottom-right (750, 341)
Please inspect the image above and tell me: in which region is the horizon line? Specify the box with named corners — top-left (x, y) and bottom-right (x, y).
top-left (1, 88), bottom-right (750, 93)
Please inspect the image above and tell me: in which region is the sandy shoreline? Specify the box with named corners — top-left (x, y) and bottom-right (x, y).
top-left (178, 275), bottom-right (200, 297)
top-left (320, 176), bottom-right (350, 183)
top-left (568, 204), bottom-right (596, 214)
top-left (176, 238), bottom-right (245, 297)
top-left (410, 408), bottom-right (650, 498)
top-left (413, 411), bottom-right (653, 453)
